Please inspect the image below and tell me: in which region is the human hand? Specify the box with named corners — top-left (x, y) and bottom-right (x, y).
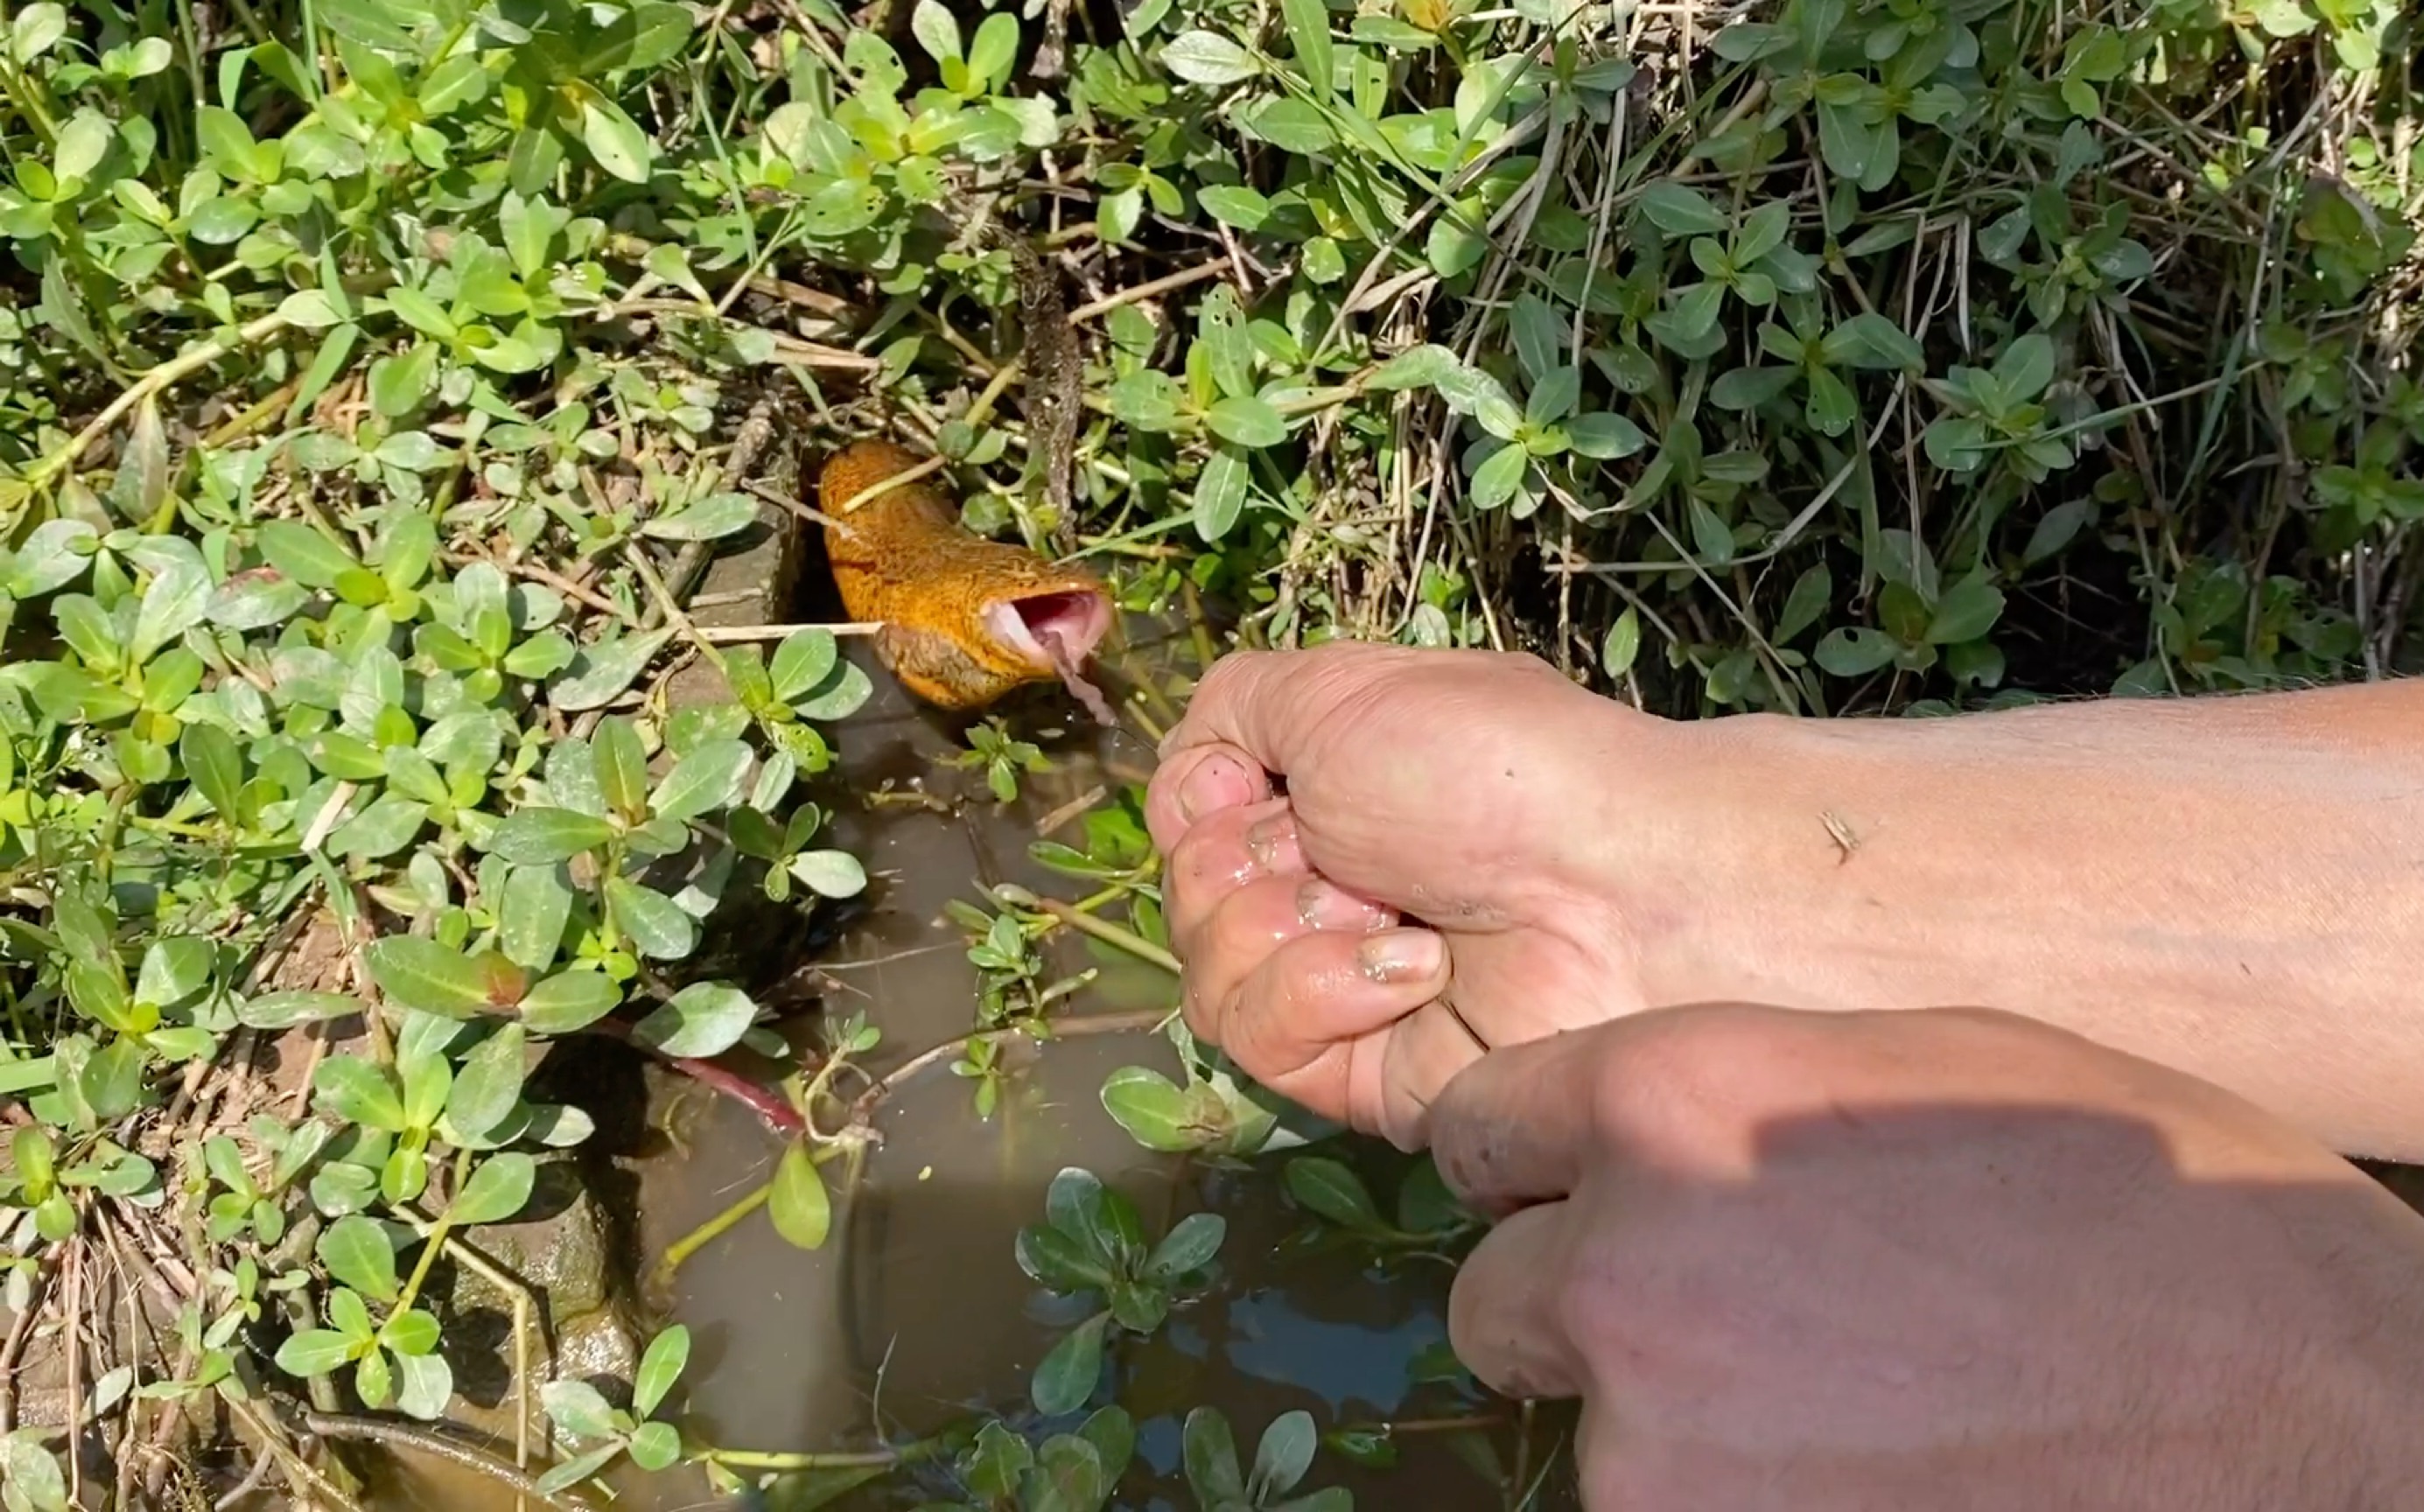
top-left (1144, 641), bottom-right (1697, 1146)
top-left (1433, 1004), bottom-right (2424, 1509)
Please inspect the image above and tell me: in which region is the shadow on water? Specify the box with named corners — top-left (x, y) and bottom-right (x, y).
top-left (355, 609), bottom-right (1570, 1511)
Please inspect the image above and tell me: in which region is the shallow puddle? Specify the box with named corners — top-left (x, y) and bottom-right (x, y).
top-left (360, 618), bottom-right (1573, 1511)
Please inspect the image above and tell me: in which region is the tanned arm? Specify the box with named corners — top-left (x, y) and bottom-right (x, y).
top-left (1644, 682), bottom-right (2424, 1157)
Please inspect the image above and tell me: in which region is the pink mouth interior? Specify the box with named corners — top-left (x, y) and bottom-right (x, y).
top-left (984, 591), bottom-right (1117, 725)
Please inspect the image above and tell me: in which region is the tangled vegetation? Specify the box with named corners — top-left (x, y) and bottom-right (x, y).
top-left (0, 0), bottom-right (2413, 1496)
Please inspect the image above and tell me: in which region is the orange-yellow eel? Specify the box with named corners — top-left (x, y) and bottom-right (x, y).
top-left (818, 439), bottom-right (1117, 724)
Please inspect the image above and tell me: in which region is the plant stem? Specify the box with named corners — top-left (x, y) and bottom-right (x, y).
top-left (694, 1444), bottom-right (909, 1469)
top-left (849, 1007), bottom-right (1170, 1124)
top-left (385, 1147), bottom-right (468, 1324)
top-left (1033, 898), bottom-right (1180, 974)
top-left (651, 1181), bottom-right (771, 1289)
top-left (302, 1412), bottom-right (599, 1511)
top-left (583, 1017), bottom-right (806, 1135)
top-left (25, 312), bottom-right (291, 494)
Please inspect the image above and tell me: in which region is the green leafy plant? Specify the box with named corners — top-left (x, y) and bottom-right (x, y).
top-left (1182, 1408), bottom-right (1351, 1512)
top-left (945, 718), bottom-right (1051, 804)
top-left (539, 1325), bottom-right (694, 1491)
top-left (1015, 1167), bottom-right (1225, 1415)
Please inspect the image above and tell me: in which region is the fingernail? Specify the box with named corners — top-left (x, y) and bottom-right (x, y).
top-left (1360, 928), bottom-right (1444, 984)
top-left (1244, 811), bottom-right (1300, 873)
top-left (1178, 752), bottom-right (1256, 822)
top-left (1299, 878), bottom-right (1391, 932)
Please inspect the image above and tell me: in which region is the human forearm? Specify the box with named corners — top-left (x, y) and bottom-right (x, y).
top-left (1634, 683), bottom-right (2424, 1156)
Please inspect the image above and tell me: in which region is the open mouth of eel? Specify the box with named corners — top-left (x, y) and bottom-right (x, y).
top-left (983, 589), bottom-right (1118, 725)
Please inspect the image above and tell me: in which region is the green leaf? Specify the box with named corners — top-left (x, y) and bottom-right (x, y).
top-left (768, 628), bottom-right (838, 703)
top-left (519, 970), bottom-right (623, 1036)
top-left (318, 1215), bottom-right (401, 1304)
top-left (136, 937), bottom-right (213, 1009)
top-left (967, 10), bottom-right (1019, 84)
top-left (580, 97), bottom-right (654, 182)
top-left (1926, 577), bottom-right (2007, 644)
top-left (180, 724), bottom-right (245, 819)
top-left (631, 981), bottom-right (757, 1059)
top-left (1601, 606), bottom-right (1642, 676)
top-left (366, 938), bottom-right (512, 1018)
top-left (1279, 0), bottom-right (1333, 96)
top-left (592, 718), bottom-right (649, 822)
top-left (0, 1430), bottom-right (66, 1512)
top-left (1426, 209), bottom-right (1489, 279)
top-left (1283, 1157), bottom-right (1386, 1232)
top-left (1637, 181), bottom-right (1728, 237)
top-left (633, 1324), bottom-right (690, 1418)
top-left (1183, 1407), bottom-right (1248, 1506)
top-left (132, 557), bottom-right (210, 665)
top-left (641, 492), bottom-right (758, 542)
top-left (1508, 293), bottom-right (1565, 385)
top-left (11, 4), bottom-right (66, 63)
top-left (238, 990), bottom-right (360, 1030)
top-left (535, 1442), bottom-right (622, 1497)
top-left (447, 1024), bottom-right (528, 1140)
top-left (335, 795), bottom-right (430, 861)
top-left (447, 1152), bottom-right (536, 1225)
top-left (1197, 185), bottom-right (1271, 229)
top-left (1994, 332), bottom-right (2058, 401)
top-left (606, 877), bottom-right (699, 961)
top-left (910, 0), bottom-right (961, 61)
top-left (651, 738), bottom-right (752, 822)
top-left (1367, 343), bottom-right (1461, 392)
top-left (313, 1058), bottom-right (405, 1130)
top-left (627, 1420), bottom-right (680, 1472)
top-left (488, 808), bottom-right (618, 864)
top-left (1709, 365), bottom-right (1797, 411)
top-left (1567, 411), bottom-right (1649, 459)
top-left (1030, 1313), bottom-right (1109, 1416)
top-left (550, 628), bottom-right (674, 711)
top-left (1101, 1067), bottom-right (1221, 1152)
top-left (542, 1380), bottom-right (620, 1442)
top-left (498, 864), bottom-right (575, 972)
top-left (788, 850), bottom-right (867, 899)
top-left (1144, 1212), bottom-right (1225, 1279)
top-left (257, 520), bottom-right (358, 589)
top-left (1814, 626), bottom-right (1900, 676)
top-left (393, 1350), bottom-right (453, 1420)
top-left (11, 1129), bottom-right (53, 1195)
top-left (1163, 29), bottom-right (1259, 83)
top-left (1776, 563), bottom-right (1833, 643)
top-left (1686, 497), bottom-right (1735, 564)
top-left (1192, 445), bottom-right (1251, 542)
top-left (1251, 1411), bottom-right (1319, 1500)
top-left (1525, 366), bottom-right (1582, 427)
top-left (1205, 396), bottom-right (1287, 447)
top-left (1027, 1437), bottom-right (1107, 1512)
top-left (273, 1329), bottom-right (357, 1378)
top-left (1822, 312), bottom-right (1924, 370)
top-left (768, 1142), bottom-right (830, 1250)
top-left (1467, 443), bottom-right (1527, 511)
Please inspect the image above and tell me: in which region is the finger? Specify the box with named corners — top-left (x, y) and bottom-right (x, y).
top-left (1369, 996), bottom-right (1496, 1151)
top-left (1210, 926), bottom-right (1449, 1128)
top-left (1159, 642), bottom-right (1411, 776)
top-left (1144, 742), bottom-right (1271, 855)
top-left (1178, 872), bottom-right (1398, 1042)
top-left (1448, 1200), bottom-right (1590, 1401)
top-left (1164, 797), bottom-right (1308, 951)
top-left (1429, 1005), bottom-right (1828, 1214)
top-left (1426, 1020), bottom-right (1636, 1215)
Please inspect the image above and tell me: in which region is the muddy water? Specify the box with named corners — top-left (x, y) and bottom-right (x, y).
top-left (365, 619), bottom-right (1568, 1511)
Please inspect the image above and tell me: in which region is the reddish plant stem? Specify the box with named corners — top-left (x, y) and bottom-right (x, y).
top-left (582, 1018), bottom-right (806, 1136)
